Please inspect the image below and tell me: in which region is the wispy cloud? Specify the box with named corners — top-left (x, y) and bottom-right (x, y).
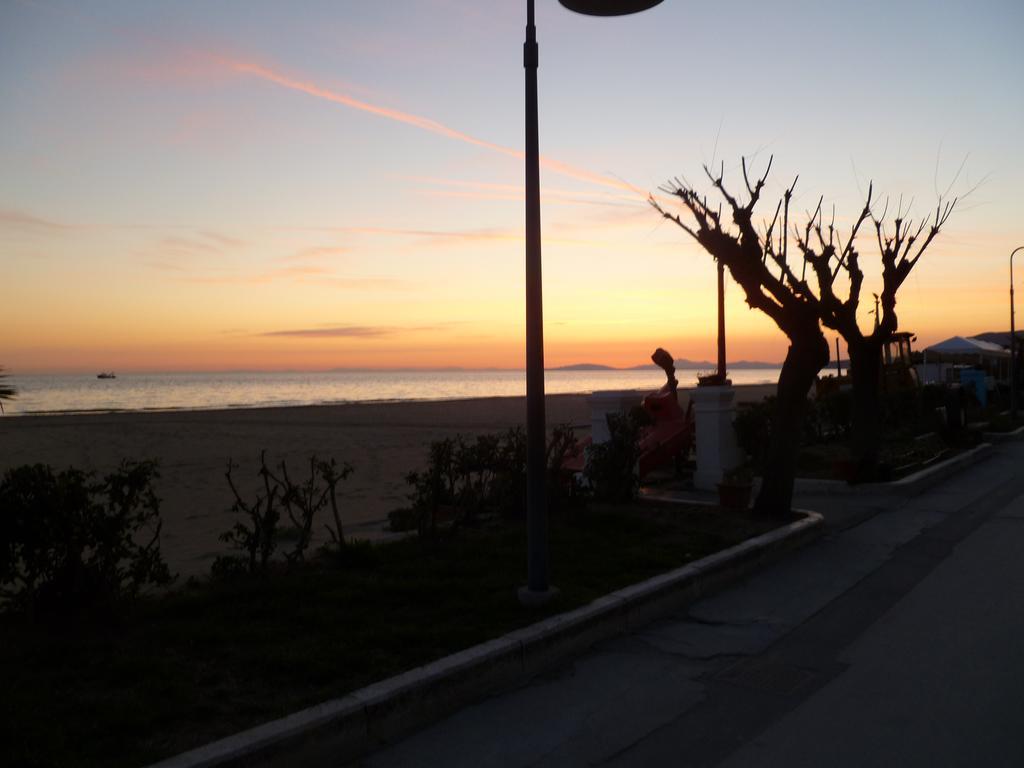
top-left (286, 224), bottom-right (603, 248)
top-left (221, 57), bottom-right (641, 195)
top-left (0, 209), bottom-right (73, 233)
top-left (260, 324), bottom-right (436, 339)
top-left (419, 189), bottom-right (640, 209)
top-left (160, 235), bottom-right (221, 254)
top-left (200, 230), bottom-right (246, 248)
top-left (182, 264), bottom-right (406, 289)
top-left (141, 259), bottom-right (189, 273)
top-left (404, 176), bottom-right (643, 208)
top-left (262, 325), bottom-right (391, 339)
top-left (153, 230), bottom-right (246, 258)
top-left (279, 245), bottom-right (351, 262)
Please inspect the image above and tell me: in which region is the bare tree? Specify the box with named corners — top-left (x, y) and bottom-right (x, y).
top-left (651, 158), bottom-right (829, 516)
top-left (653, 158), bottom-right (955, 508)
top-left (793, 188), bottom-right (954, 479)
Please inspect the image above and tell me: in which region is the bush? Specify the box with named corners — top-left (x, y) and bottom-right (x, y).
top-left (394, 425), bottom-right (580, 535)
top-left (546, 423), bottom-right (585, 513)
top-left (584, 408), bottom-right (649, 503)
top-left (816, 389), bottom-right (852, 438)
top-left (399, 430), bottom-right (525, 535)
top-left (733, 397), bottom-right (774, 466)
top-left (735, 393), bottom-right (851, 464)
top-left (0, 460), bottom-right (172, 617)
top-left (214, 452), bottom-right (353, 576)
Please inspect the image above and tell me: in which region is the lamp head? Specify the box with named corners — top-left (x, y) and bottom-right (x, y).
top-left (558, 0), bottom-right (664, 16)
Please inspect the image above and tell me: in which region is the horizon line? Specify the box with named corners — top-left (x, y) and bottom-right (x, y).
top-left (5, 361), bottom-right (787, 376)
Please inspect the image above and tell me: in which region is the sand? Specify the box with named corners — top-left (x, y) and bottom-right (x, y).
top-left (0, 385), bottom-right (774, 577)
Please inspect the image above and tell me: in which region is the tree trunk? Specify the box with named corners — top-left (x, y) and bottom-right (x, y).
top-left (754, 330), bottom-right (830, 517)
top-left (847, 340), bottom-right (884, 482)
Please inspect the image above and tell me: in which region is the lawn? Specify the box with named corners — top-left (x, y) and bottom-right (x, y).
top-left (795, 431), bottom-right (954, 480)
top-left (1, 501), bottom-right (790, 768)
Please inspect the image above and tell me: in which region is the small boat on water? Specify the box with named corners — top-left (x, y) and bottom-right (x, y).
top-left (97, 372), bottom-right (116, 379)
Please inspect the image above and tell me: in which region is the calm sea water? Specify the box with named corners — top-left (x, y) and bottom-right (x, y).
top-left (1, 369), bottom-right (781, 416)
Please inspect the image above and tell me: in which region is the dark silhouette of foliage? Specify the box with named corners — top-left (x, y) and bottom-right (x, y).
top-left (584, 408), bottom-right (650, 503)
top-left (214, 452), bottom-right (353, 575)
top-left (394, 425), bottom-right (579, 536)
top-left (652, 158), bottom-right (829, 515)
top-left (546, 423), bottom-right (585, 512)
top-left (652, 156), bottom-right (954, 507)
top-left (0, 460), bottom-right (171, 617)
top-left (277, 456), bottom-right (354, 560)
top-left (796, 189), bottom-right (954, 479)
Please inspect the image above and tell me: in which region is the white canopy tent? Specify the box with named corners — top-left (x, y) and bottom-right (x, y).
top-left (921, 336), bottom-right (1010, 385)
top-left (924, 336), bottom-right (1009, 356)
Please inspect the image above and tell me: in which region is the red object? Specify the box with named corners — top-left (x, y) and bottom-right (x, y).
top-left (637, 397), bottom-right (694, 478)
top-left (560, 385), bottom-right (695, 480)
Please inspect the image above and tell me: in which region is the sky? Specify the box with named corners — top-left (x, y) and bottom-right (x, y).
top-left (1, 0), bottom-right (1022, 373)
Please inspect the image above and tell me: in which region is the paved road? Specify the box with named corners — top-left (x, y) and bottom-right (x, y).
top-left (357, 439), bottom-right (1024, 767)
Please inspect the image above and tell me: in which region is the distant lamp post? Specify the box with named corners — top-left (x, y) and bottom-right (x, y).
top-left (716, 260), bottom-right (728, 383)
top-left (1012, 246), bottom-right (1023, 421)
top-left (520, 0), bottom-right (664, 605)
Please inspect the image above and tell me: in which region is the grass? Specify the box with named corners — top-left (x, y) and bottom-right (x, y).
top-left (979, 410), bottom-right (1024, 433)
top-left (795, 431), bottom-right (961, 481)
top-left (0, 501), bottom-right (790, 768)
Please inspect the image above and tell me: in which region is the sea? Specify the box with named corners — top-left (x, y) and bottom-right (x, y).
top-left (1, 368), bottom-right (782, 416)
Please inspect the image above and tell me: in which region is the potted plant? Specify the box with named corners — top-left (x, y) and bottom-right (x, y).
top-left (717, 465), bottom-right (753, 511)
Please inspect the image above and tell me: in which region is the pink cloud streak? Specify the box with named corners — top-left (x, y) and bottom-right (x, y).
top-left (222, 57), bottom-right (640, 195)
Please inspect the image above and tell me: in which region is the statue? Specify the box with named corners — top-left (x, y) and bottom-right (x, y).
top-left (643, 347), bottom-right (684, 425)
top-left (651, 347), bottom-right (678, 395)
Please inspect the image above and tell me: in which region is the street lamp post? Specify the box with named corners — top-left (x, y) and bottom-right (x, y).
top-left (1012, 246), bottom-right (1023, 421)
top-left (520, 0), bottom-right (664, 604)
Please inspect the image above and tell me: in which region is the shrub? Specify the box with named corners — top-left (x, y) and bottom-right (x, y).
top-left (490, 427), bottom-right (527, 517)
top-left (733, 397), bottom-right (774, 467)
top-left (546, 423), bottom-right (585, 513)
top-left (395, 425), bottom-right (579, 535)
top-left (816, 389), bottom-right (852, 439)
top-left (584, 408), bottom-right (649, 503)
top-left (734, 393), bottom-right (849, 462)
top-left (0, 460), bottom-right (172, 617)
top-left (214, 452), bottom-right (354, 575)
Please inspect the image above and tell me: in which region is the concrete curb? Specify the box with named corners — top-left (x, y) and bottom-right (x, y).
top-left (982, 424), bottom-right (1024, 443)
top-left (791, 442), bottom-right (994, 497)
top-left (148, 509), bottom-right (823, 768)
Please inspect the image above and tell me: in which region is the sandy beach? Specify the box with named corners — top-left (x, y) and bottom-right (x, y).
top-left (0, 385), bottom-right (774, 577)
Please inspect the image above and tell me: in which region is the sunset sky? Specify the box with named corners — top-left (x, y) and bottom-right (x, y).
top-left (2, 0), bottom-right (1022, 373)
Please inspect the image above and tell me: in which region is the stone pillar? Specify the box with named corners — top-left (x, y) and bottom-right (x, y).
top-left (587, 390), bottom-right (641, 444)
top-left (692, 385), bottom-right (743, 490)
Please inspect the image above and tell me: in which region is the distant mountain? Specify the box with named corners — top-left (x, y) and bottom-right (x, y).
top-left (556, 359), bottom-right (782, 371)
top-left (326, 366), bottom-right (483, 372)
top-left (724, 360), bottom-right (784, 369)
top-left (643, 359), bottom-right (780, 370)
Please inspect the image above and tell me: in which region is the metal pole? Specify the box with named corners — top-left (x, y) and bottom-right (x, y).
top-left (716, 260), bottom-right (726, 381)
top-left (1012, 247), bottom-right (1022, 421)
top-left (523, 0), bottom-right (550, 598)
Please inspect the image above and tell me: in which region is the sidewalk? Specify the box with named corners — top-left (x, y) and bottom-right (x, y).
top-left (357, 440), bottom-right (1024, 767)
